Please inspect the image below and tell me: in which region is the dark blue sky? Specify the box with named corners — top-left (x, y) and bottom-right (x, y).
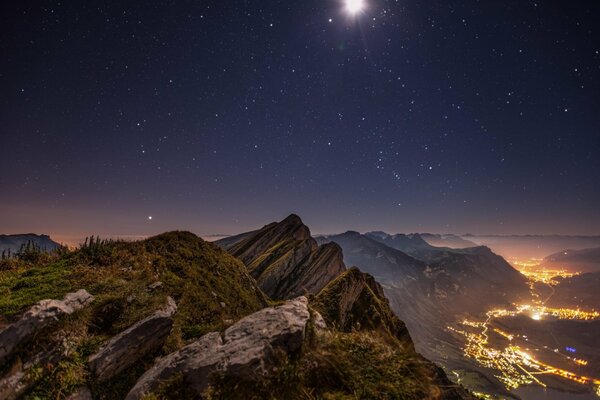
top-left (1, 0), bottom-right (599, 241)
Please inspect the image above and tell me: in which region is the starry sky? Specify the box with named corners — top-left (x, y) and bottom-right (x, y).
top-left (1, 0), bottom-right (599, 243)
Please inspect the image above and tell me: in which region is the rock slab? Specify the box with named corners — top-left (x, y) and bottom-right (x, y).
top-left (88, 296), bottom-right (177, 381)
top-left (0, 289), bottom-right (94, 364)
top-left (126, 296), bottom-right (311, 399)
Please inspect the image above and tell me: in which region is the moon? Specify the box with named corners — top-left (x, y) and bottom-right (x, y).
top-left (345, 0), bottom-right (365, 14)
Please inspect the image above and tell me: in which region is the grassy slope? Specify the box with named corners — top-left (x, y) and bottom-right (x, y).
top-left (0, 231), bottom-right (267, 399)
top-left (0, 231), bottom-right (473, 400)
top-left (205, 329), bottom-right (467, 400)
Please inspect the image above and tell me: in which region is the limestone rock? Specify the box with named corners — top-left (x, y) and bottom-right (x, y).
top-left (126, 297), bottom-right (310, 399)
top-left (0, 289), bottom-right (94, 364)
top-left (147, 281), bottom-right (163, 291)
top-left (89, 297), bottom-right (177, 382)
top-left (0, 349), bottom-right (62, 400)
top-left (311, 310), bottom-right (327, 331)
top-left (0, 368), bottom-right (28, 400)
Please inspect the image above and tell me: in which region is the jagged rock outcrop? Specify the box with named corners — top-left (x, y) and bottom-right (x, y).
top-left (257, 241), bottom-right (346, 300)
top-left (314, 267), bottom-right (412, 345)
top-left (88, 297), bottom-right (178, 381)
top-left (0, 289), bottom-right (94, 364)
top-left (126, 296), bottom-right (312, 399)
top-left (218, 214), bottom-right (346, 300)
top-left (226, 214), bottom-right (312, 264)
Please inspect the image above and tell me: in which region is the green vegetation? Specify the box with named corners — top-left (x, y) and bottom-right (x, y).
top-left (0, 231), bottom-right (267, 399)
top-left (313, 267), bottom-right (410, 343)
top-left (206, 331), bottom-right (460, 400)
top-left (0, 231), bottom-right (472, 400)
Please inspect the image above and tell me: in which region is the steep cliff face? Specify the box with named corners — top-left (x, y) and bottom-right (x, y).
top-left (218, 214), bottom-right (346, 300)
top-left (314, 267), bottom-right (412, 346)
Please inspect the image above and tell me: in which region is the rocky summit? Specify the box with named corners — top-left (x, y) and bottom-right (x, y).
top-left (217, 214), bottom-right (346, 300)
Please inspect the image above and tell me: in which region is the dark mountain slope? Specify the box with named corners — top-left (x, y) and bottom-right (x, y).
top-left (547, 272), bottom-right (600, 309)
top-left (542, 247), bottom-right (600, 273)
top-left (365, 231), bottom-right (434, 256)
top-left (322, 230), bottom-right (425, 278)
top-left (314, 266), bottom-right (412, 345)
top-left (365, 231), bottom-right (528, 306)
top-left (420, 233), bottom-right (478, 249)
top-left (321, 231), bottom-right (529, 369)
top-left (0, 234), bottom-right (60, 255)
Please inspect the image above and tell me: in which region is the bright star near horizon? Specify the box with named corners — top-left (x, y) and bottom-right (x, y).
top-left (345, 0), bottom-right (365, 14)
top-left (148, 216), bottom-right (153, 220)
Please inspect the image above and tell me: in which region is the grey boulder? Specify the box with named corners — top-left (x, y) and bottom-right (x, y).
top-left (126, 296), bottom-right (311, 399)
top-left (0, 289), bottom-right (94, 364)
top-left (89, 296), bottom-right (177, 381)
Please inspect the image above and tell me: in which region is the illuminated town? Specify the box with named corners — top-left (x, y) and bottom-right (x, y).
top-left (449, 260), bottom-right (600, 397)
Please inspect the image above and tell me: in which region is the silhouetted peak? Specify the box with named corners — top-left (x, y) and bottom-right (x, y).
top-left (281, 213), bottom-right (303, 226)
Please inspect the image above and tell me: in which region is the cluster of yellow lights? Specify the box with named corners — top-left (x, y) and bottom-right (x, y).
top-left (512, 258), bottom-right (579, 286)
top-left (449, 298), bottom-right (600, 394)
top-left (516, 304), bottom-right (600, 321)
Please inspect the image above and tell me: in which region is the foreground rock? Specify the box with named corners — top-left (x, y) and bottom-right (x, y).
top-left (126, 296), bottom-right (311, 399)
top-left (0, 347), bottom-right (63, 400)
top-left (89, 297), bottom-right (178, 381)
top-left (0, 289), bottom-right (94, 364)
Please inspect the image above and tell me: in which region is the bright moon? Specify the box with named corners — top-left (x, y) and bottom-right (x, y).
top-left (345, 0), bottom-right (364, 14)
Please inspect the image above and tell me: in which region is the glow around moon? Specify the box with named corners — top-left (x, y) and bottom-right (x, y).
top-left (345, 0), bottom-right (365, 15)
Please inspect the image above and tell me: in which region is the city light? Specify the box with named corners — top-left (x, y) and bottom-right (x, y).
top-left (448, 261), bottom-right (600, 395)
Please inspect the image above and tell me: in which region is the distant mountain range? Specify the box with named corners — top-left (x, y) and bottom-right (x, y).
top-left (542, 247), bottom-right (600, 273)
top-left (216, 217), bottom-right (532, 395)
top-left (420, 233), bottom-right (478, 249)
top-left (463, 234), bottom-right (600, 260)
top-left (545, 272), bottom-right (600, 310)
top-left (0, 234), bottom-right (60, 255)
top-left (4, 223), bottom-right (598, 398)
top-left (317, 231), bottom-right (529, 347)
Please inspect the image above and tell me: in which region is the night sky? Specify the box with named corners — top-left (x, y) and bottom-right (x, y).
top-left (1, 1), bottom-right (599, 243)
